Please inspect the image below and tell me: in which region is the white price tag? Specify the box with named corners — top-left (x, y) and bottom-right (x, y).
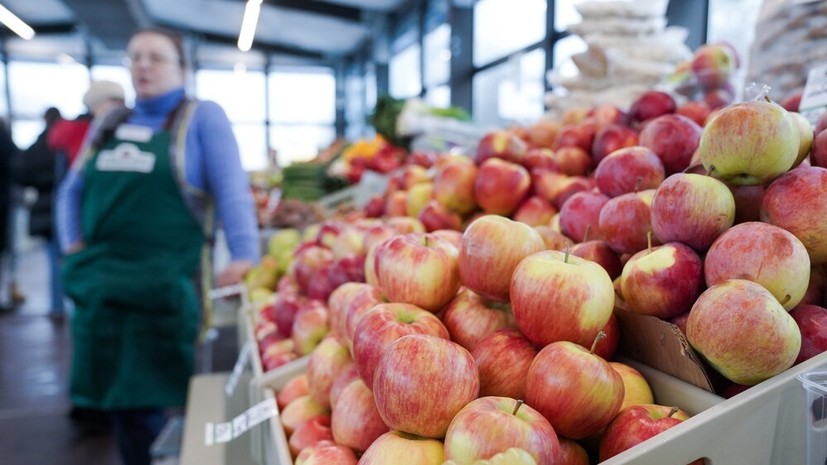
top-left (799, 62), bottom-right (827, 126)
top-left (224, 342), bottom-right (252, 397)
top-left (205, 399), bottom-right (278, 446)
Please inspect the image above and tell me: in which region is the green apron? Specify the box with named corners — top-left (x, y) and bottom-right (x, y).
top-left (62, 104), bottom-right (203, 410)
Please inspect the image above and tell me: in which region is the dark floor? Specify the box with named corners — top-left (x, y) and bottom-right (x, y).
top-left (0, 242), bottom-right (240, 465)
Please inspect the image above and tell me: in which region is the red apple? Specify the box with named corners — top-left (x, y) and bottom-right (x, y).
top-left (352, 302), bottom-right (449, 388)
top-left (277, 373), bottom-right (309, 410)
top-left (525, 339), bottom-right (624, 439)
top-left (386, 216), bottom-right (426, 234)
top-left (290, 245), bottom-right (335, 296)
top-left (357, 430), bottom-right (444, 465)
top-left (620, 241), bottom-right (704, 320)
top-left (703, 87), bottom-right (735, 110)
top-left (385, 190), bottom-right (408, 216)
top-left (729, 184), bottom-right (766, 224)
top-left (292, 302), bottom-right (329, 356)
top-left (589, 104), bottom-right (629, 129)
top-left (524, 119), bottom-right (561, 149)
top-left (512, 196), bottom-right (557, 227)
top-left (341, 284), bottom-right (384, 353)
top-left (396, 164), bottom-right (431, 189)
top-left (330, 379), bottom-right (389, 453)
top-left (639, 114), bottom-right (702, 175)
top-left (289, 416), bottom-right (333, 457)
top-left (554, 121), bottom-right (597, 153)
top-left (474, 158), bottom-right (531, 215)
top-left (418, 199), bottom-right (463, 232)
top-left (559, 190), bottom-right (610, 243)
top-left (531, 170), bottom-right (594, 208)
top-left (599, 189), bottom-right (658, 255)
top-left (594, 146), bottom-right (665, 198)
top-left (692, 43), bottom-right (737, 89)
top-left (373, 334), bottom-right (479, 438)
top-left (442, 288), bottom-right (516, 352)
top-left (472, 328), bottom-right (538, 399)
top-left (553, 146), bottom-right (593, 176)
top-left (281, 395), bottom-right (329, 436)
top-left (761, 166), bottom-right (827, 264)
top-left (594, 312), bottom-right (620, 361)
top-left (687, 279), bottom-right (801, 385)
top-left (522, 147), bottom-right (560, 172)
top-left (295, 440), bottom-right (358, 465)
top-left (458, 215), bottom-right (545, 302)
top-left (705, 221), bottom-right (811, 310)
top-left (570, 240), bottom-right (622, 280)
top-left (476, 130), bottom-right (528, 165)
top-left (676, 101), bottom-right (711, 127)
top-left (629, 91), bottom-right (677, 124)
top-left (799, 265), bottom-right (827, 307)
top-left (534, 225), bottom-right (574, 251)
top-left (609, 362), bottom-right (655, 410)
top-left (374, 232), bottom-right (461, 312)
top-left (650, 173), bottom-right (735, 252)
top-left (791, 304), bottom-right (827, 365)
top-left (328, 363), bottom-right (360, 409)
top-left (430, 229), bottom-right (463, 249)
top-left (327, 282), bottom-right (371, 343)
top-left (599, 404), bottom-right (691, 462)
top-left (790, 111), bottom-right (814, 166)
top-left (557, 438), bottom-right (590, 465)
top-left (406, 182), bottom-right (434, 218)
top-left (306, 336), bottom-right (353, 409)
top-left (261, 338), bottom-right (297, 371)
top-left (511, 250), bottom-right (615, 348)
top-left (444, 397), bottom-right (560, 464)
top-left (699, 100), bottom-right (799, 185)
top-left (433, 157), bottom-right (479, 215)
top-left (591, 123), bottom-right (639, 164)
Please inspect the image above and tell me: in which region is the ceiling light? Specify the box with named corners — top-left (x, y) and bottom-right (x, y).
top-left (237, 0), bottom-right (262, 52)
top-left (0, 4), bottom-right (34, 40)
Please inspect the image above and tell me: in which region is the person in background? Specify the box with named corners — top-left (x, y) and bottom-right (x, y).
top-left (49, 80), bottom-right (126, 173)
top-left (0, 117), bottom-right (19, 312)
top-left (10, 107), bottom-right (63, 316)
top-left (56, 27), bottom-right (260, 465)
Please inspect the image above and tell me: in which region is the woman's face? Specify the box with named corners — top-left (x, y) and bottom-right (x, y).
top-left (127, 32), bottom-right (184, 98)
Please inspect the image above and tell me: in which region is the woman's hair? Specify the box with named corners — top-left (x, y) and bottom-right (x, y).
top-left (131, 27), bottom-right (187, 68)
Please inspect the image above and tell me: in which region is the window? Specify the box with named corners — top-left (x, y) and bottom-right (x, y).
top-left (9, 61), bottom-right (88, 120)
top-left (425, 85), bottom-right (451, 108)
top-left (196, 68), bottom-right (266, 123)
top-left (424, 23), bottom-right (451, 88)
top-left (233, 123), bottom-right (268, 171)
top-left (270, 125), bottom-right (335, 166)
top-left (474, 0), bottom-right (547, 67)
top-left (473, 48), bottom-right (546, 126)
top-left (389, 45), bottom-right (422, 99)
top-left (91, 65), bottom-right (135, 106)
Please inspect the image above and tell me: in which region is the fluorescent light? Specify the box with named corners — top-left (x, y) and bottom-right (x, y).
top-left (0, 5), bottom-right (34, 40)
top-left (237, 0), bottom-right (261, 52)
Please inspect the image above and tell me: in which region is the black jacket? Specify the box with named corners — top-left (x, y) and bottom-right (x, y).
top-left (12, 130), bottom-right (58, 239)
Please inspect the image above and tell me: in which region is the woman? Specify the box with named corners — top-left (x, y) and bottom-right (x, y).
top-left (56, 28), bottom-right (260, 465)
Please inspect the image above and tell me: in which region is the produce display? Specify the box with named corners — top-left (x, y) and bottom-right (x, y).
top-left (232, 33), bottom-right (827, 464)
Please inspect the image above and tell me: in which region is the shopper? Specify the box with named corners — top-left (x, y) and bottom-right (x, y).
top-left (0, 118), bottom-right (18, 313)
top-left (11, 107), bottom-right (66, 317)
top-left (56, 27), bottom-right (260, 465)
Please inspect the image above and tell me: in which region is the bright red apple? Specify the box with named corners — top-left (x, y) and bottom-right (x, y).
top-left (559, 190), bottom-right (610, 243)
top-left (330, 379), bottom-right (389, 453)
top-left (591, 123), bottom-right (639, 164)
top-left (441, 288), bottom-right (515, 352)
top-left (598, 189), bottom-right (657, 255)
top-left (357, 430), bottom-right (444, 465)
top-left (594, 146), bottom-right (665, 198)
top-left (790, 304), bottom-right (827, 365)
top-left (306, 336), bottom-right (353, 409)
top-left (639, 114), bottom-right (702, 175)
top-left (629, 91), bottom-right (677, 124)
top-left (599, 404), bottom-right (691, 462)
top-left (474, 158), bottom-right (531, 216)
top-left (472, 328), bottom-right (538, 399)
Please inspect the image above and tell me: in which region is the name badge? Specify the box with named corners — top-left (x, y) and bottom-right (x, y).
top-left (96, 143), bottom-right (156, 173)
top-left (115, 124), bottom-right (154, 143)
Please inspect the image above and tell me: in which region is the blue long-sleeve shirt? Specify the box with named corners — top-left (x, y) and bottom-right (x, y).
top-left (56, 88), bottom-right (260, 264)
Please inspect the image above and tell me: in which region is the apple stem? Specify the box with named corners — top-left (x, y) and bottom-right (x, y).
top-left (647, 231), bottom-right (653, 254)
top-left (583, 225), bottom-right (592, 243)
top-left (781, 294), bottom-right (792, 306)
top-left (564, 245), bottom-right (571, 264)
top-left (512, 399), bottom-right (524, 416)
top-left (590, 331), bottom-right (607, 354)
top-left (763, 95), bottom-right (772, 104)
top-left (706, 165), bottom-right (716, 177)
top-left (667, 406), bottom-right (680, 418)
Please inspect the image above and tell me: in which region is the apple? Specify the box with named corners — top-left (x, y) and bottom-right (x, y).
top-left (328, 282), bottom-right (371, 343)
top-left (442, 288), bottom-right (515, 352)
top-left (650, 173), bottom-right (735, 252)
top-left (599, 189), bottom-right (657, 255)
top-left (687, 279), bottom-right (801, 385)
top-left (559, 190), bottom-right (610, 243)
top-left (554, 121), bottom-right (597, 153)
top-left (692, 43), bottom-right (737, 89)
top-left (594, 311), bottom-right (620, 361)
top-left (458, 215), bottom-right (545, 302)
top-left (372, 335), bottom-right (479, 438)
top-left (553, 146), bottom-right (593, 177)
top-left (306, 336), bottom-right (353, 409)
top-left (703, 87), bottom-right (735, 110)
top-left (352, 302), bottom-right (449, 388)
top-left (341, 284), bottom-right (384, 353)
top-left (472, 328), bottom-right (538, 399)
top-left (512, 196), bottom-right (557, 227)
top-left (729, 184), bottom-right (766, 224)
top-left (639, 114), bottom-right (703, 175)
top-left (570, 240), bottom-right (622, 280)
top-left (281, 394), bottom-right (329, 436)
top-left (816, 112), bottom-right (827, 134)
top-left (629, 91), bottom-right (677, 124)
top-left (295, 440), bottom-right (358, 465)
top-left (620, 241), bottom-right (704, 320)
top-left (444, 397), bottom-right (560, 464)
top-left (591, 123), bottom-right (639, 164)
top-left (781, 89), bottom-right (803, 112)
top-left (396, 164), bottom-right (431, 189)
top-left (289, 416), bottom-right (333, 457)
top-left (290, 246), bottom-right (335, 296)
top-left (433, 157), bottom-right (479, 215)
top-left (386, 216), bottom-right (426, 234)
top-left (676, 101), bottom-right (711, 127)
top-left (511, 250), bottom-right (615, 348)
top-left (557, 438), bottom-right (590, 465)
top-left (328, 364), bottom-right (360, 409)
top-left (790, 111), bottom-right (814, 166)
top-left (364, 195), bottom-right (385, 217)
top-left (705, 221), bottom-right (811, 310)
top-left (277, 373), bottom-right (309, 410)
top-left (476, 130), bottom-right (528, 165)
top-left (609, 362), bottom-right (655, 410)
top-left (406, 182), bottom-right (434, 218)
top-left (315, 221), bottom-right (344, 249)
top-left (534, 225), bottom-right (573, 251)
top-left (525, 338), bottom-right (625, 439)
top-left (599, 404), bottom-right (692, 462)
top-left (357, 430), bottom-right (444, 465)
top-left (761, 166), bottom-right (827, 264)
top-left (330, 379), bottom-right (389, 453)
top-left (474, 158), bottom-right (531, 215)
top-left (385, 190), bottom-right (408, 216)
top-left (791, 304), bottom-right (827, 365)
top-left (531, 170), bottom-right (594, 208)
top-left (524, 119), bottom-right (561, 149)
top-left (418, 199), bottom-right (463, 232)
top-left (799, 265), bottom-right (827, 307)
top-left (374, 232), bottom-right (461, 312)
top-left (430, 229), bottom-right (463, 249)
top-left (699, 100), bottom-right (799, 185)
top-left (811, 131), bottom-right (827, 167)
top-left (261, 338), bottom-right (298, 371)
top-left (522, 147), bottom-right (560, 172)
top-left (589, 104), bottom-right (629, 129)
top-left (292, 302), bottom-right (330, 356)
top-left (594, 146), bottom-right (665, 198)
top-left (330, 227), bottom-right (365, 260)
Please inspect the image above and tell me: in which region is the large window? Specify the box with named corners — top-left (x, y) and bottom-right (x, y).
top-left (473, 48), bottom-right (546, 126)
top-left (424, 23), bottom-right (451, 89)
top-left (473, 0), bottom-right (547, 67)
top-left (389, 45), bottom-right (422, 99)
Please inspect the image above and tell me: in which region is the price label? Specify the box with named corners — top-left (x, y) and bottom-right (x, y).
top-left (799, 62), bottom-right (827, 126)
top-left (205, 398), bottom-right (278, 446)
top-left (224, 342), bottom-right (252, 397)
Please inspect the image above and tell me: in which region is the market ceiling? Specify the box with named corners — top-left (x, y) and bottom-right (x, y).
top-left (2, 0), bottom-right (407, 61)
